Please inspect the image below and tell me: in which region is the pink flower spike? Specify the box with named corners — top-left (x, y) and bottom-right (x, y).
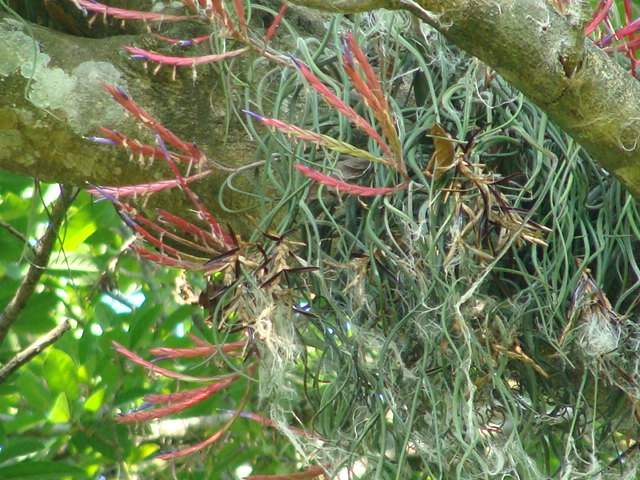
top-left (116, 378), bottom-right (236, 423)
top-left (290, 56), bottom-right (393, 161)
top-left (155, 209), bottom-right (220, 247)
top-left (123, 46), bottom-right (249, 66)
top-left (155, 429), bottom-right (225, 460)
top-left (233, 0), bottom-right (248, 36)
top-left (131, 245), bottom-right (206, 270)
top-left (143, 376), bottom-right (239, 404)
top-left (585, 0), bottom-right (614, 35)
top-left (294, 164), bottom-right (408, 197)
top-left (68, 0), bottom-right (193, 22)
top-left (86, 170), bottom-right (212, 197)
top-left (151, 134), bottom-right (234, 250)
top-left (264, 3), bottom-right (288, 42)
top-left (112, 341), bottom-right (232, 382)
top-left (244, 112), bottom-right (389, 165)
top-left (102, 84), bottom-right (203, 158)
top-left (149, 341), bottom-right (246, 359)
top-left (343, 33), bottom-right (402, 170)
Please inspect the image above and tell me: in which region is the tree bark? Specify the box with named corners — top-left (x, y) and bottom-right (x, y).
top-left (0, 13), bottom-right (260, 235)
top-left (3, 0), bottom-right (640, 213)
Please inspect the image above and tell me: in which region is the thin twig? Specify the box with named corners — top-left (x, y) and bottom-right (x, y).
top-left (0, 186), bottom-right (79, 345)
top-left (0, 319), bottom-right (72, 384)
top-left (0, 219), bottom-right (29, 245)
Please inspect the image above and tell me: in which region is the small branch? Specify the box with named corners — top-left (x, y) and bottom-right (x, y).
top-left (0, 319), bottom-right (72, 384)
top-left (0, 219), bottom-right (29, 245)
top-left (0, 186), bottom-right (79, 345)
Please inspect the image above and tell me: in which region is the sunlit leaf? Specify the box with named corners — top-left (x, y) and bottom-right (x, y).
top-left (43, 349), bottom-right (79, 400)
top-left (49, 393), bottom-right (71, 424)
top-left (83, 389), bottom-right (105, 413)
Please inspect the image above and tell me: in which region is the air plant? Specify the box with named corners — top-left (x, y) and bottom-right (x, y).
top-left (244, 33), bottom-right (410, 198)
top-left (425, 122), bottom-right (552, 266)
top-left (587, 0), bottom-right (640, 76)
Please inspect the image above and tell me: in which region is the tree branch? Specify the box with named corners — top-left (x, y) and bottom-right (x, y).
top-left (0, 186), bottom-right (78, 345)
top-left (0, 13), bottom-right (262, 236)
top-left (0, 319), bottom-right (72, 384)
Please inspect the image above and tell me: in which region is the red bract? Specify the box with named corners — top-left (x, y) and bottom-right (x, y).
top-left (113, 341), bottom-right (240, 383)
top-left (342, 33), bottom-right (402, 170)
top-left (290, 56), bottom-right (394, 163)
top-left (70, 0), bottom-right (193, 22)
top-left (68, 0), bottom-right (289, 68)
top-left (294, 165), bottom-right (408, 197)
top-left (149, 340), bottom-right (246, 359)
top-left (245, 38), bottom-right (408, 197)
top-left (72, 0), bottom-right (323, 471)
top-left (243, 111), bottom-right (391, 166)
top-left (86, 170), bottom-right (212, 197)
top-left (117, 377), bottom-right (238, 423)
top-left (102, 84), bottom-right (204, 159)
top-left (264, 4), bottom-right (288, 42)
top-left (587, 0), bottom-right (640, 75)
top-left (156, 429), bottom-right (226, 460)
top-left (113, 339), bottom-right (250, 459)
top-left (124, 45), bottom-right (249, 66)
top-left (91, 84), bottom-right (236, 263)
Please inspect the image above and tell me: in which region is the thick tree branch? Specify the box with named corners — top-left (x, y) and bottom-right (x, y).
top-left (0, 14), bottom-right (261, 235)
top-left (0, 186), bottom-right (78, 345)
top-left (290, 0), bottom-right (640, 201)
top-left (4, 0), bottom-right (640, 209)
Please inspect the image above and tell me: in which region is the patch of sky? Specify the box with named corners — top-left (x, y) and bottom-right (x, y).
top-left (175, 322), bottom-right (185, 338)
top-left (101, 291), bottom-right (145, 314)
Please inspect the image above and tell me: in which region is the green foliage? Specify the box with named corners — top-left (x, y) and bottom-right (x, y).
top-left (3, 1), bottom-right (640, 480)
top-left (0, 176), bottom-right (290, 479)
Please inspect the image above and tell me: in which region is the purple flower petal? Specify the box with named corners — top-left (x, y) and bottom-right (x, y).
top-left (85, 136), bottom-right (118, 145)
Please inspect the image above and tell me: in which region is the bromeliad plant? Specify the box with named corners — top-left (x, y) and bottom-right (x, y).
top-left (77, 0), bottom-right (553, 473)
top-left (245, 32), bottom-right (410, 197)
top-left (67, 0), bottom-right (640, 478)
top-left (88, 81), bottom-right (319, 471)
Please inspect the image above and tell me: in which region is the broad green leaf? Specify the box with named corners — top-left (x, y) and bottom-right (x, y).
top-left (11, 291), bottom-right (57, 335)
top-left (60, 206), bottom-right (97, 252)
top-left (0, 460), bottom-right (87, 479)
top-left (43, 349), bottom-right (79, 400)
top-left (70, 430), bottom-right (116, 460)
top-left (0, 439), bottom-right (44, 465)
top-left (128, 301), bottom-right (161, 349)
top-left (2, 414), bottom-right (45, 435)
top-left (15, 371), bottom-right (49, 413)
top-left (83, 389), bottom-right (105, 413)
top-left (49, 393), bottom-right (70, 424)
top-left (46, 252), bottom-right (98, 280)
